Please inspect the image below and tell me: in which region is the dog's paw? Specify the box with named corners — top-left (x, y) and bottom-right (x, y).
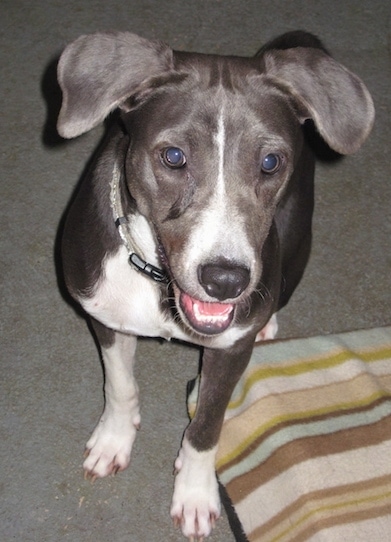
top-left (170, 438), bottom-right (220, 540)
top-left (83, 410), bottom-right (140, 480)
top-left (255, 313), bottom-right (278, 342)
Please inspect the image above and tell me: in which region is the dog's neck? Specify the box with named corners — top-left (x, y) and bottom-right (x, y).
top-left (109, 163), bottom-right (168, 283)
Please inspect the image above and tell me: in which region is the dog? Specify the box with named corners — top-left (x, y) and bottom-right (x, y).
top-left (56, 30), bottom-right (374, 540)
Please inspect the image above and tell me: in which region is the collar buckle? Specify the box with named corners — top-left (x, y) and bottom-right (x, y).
top-left (128, 253), bottom-right (168, 283)
top-left (111, 163), bottom-right (168, 285)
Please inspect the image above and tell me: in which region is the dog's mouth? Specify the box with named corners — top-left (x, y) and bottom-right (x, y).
top-left (178, 291), bottom-right (235, 335)
top-left (156, 242), bottom-right (236, 335)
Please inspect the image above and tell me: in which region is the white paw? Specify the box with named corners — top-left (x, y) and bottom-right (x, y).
top-left (255, 313), bottom-right (278, 342)
top-left (170, 438), bottom-right (220, 540)
top-left (83, 409), bottom-right (140, 480)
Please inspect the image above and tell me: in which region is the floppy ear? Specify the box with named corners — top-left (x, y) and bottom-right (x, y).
top-left (57, 32), bottom-right (174, 138)
top-left (263, 47), bottom-right (375, 154)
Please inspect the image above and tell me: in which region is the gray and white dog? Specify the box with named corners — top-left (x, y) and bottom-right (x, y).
top-left (57, 30), bottom-right (374, 540)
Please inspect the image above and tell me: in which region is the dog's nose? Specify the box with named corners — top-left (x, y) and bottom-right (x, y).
top-left (198, 262), bottom-right (250, 301)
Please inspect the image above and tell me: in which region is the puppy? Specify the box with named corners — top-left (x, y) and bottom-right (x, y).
top-left (57, 30), bottom-right (374, 539)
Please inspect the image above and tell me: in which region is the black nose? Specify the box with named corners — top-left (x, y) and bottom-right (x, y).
top-left (198, 262), bottom-right (250, 301)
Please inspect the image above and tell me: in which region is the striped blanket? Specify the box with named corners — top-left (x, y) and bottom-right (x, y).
top-left (188, 326), bottom-right (391, 541)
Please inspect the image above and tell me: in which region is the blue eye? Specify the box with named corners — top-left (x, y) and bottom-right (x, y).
top-left (162, 147), bottom-right (186, 168)
top-left (261, 153), bottom-right (281, 174)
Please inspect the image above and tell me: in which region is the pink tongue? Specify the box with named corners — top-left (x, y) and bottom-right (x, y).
top-left (196, 299), bottom-right (233, 316)
top-left (182, 292), bottom-right (233, 316)
top-left (179, 291), bottom-right (235, 335)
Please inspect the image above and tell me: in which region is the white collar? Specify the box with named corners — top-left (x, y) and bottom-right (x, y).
top-left (109, 163), bottom-right (168, 283)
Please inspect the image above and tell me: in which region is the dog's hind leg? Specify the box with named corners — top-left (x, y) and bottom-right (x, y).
top-left (83, 322), bottom-right (140, 480)
top-left (255, 313), bottom-right (278, 342)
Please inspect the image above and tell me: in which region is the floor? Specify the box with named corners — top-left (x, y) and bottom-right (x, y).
top-left (1, 1), bottom-right (390, 541)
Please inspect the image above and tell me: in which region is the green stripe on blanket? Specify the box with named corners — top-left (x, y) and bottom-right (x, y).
top-left (188, 327), bottom-right (391, 541)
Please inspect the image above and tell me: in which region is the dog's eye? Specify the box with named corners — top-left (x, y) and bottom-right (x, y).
top-left (161, 147), bottom-right (186, 169)
top-left (261, 153), bottom-right (281, 174)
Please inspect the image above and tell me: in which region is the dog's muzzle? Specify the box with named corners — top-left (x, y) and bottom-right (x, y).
top-left (176, 262), bottom-right (250, 335)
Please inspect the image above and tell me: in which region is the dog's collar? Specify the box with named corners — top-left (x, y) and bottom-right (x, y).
top-left (110, 164), bottom-right (168, 284)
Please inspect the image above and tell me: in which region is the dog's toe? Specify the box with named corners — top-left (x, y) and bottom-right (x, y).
top-left (82, 412), bottom-right (139, 478)
top-left (83, 444), bottom-right (132, 478)
top-left (170, 438), bottom-right (220, 539)
top-left (171, 502), bottom-right (219, 540)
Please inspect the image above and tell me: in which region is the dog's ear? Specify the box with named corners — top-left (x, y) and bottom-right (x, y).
top-left (57, 32), bottom-right (174, 138)
top-left (263, 47), bottom-right (375, 154)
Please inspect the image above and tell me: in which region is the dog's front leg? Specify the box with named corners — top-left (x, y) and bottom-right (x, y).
top-left (83, 322), bottom-right (140, 480)
top-left (171, 336), bottom-right (255, 540)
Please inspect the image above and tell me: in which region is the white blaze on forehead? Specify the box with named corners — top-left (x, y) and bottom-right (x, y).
top-left (215, 110), bottom-right (226, 200)
top-left (183, 104), bottom-right (254, 284)
top-left (186, 108), bottom-right (228, 260)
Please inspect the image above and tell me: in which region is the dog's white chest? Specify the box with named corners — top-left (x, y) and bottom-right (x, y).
top-left (81, 246), bottom-right (185, 340)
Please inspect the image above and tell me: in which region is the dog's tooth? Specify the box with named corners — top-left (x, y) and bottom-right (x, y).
top-left (193, 302), bottom-right (230, 325)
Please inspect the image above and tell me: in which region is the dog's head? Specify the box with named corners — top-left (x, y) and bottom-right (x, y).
top-left (57, 32), bottom-right (374, 336)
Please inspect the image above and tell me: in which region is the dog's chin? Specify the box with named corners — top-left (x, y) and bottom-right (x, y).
top-left (177, 290), bottom-right (235, 336)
